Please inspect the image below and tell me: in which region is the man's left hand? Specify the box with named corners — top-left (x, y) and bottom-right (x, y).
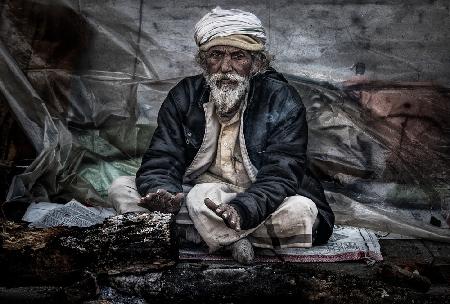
top-left (138, 189), bottom-right (184, 214)
top-left (204, 198), bottom-right (241, 231)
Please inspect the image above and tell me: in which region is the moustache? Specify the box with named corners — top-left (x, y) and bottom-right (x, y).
top-left (208, 73), bottom-right (247, 87)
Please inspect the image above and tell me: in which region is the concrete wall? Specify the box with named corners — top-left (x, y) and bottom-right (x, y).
top-left (103, 0), bottom-right (450, 84)
top-left (2, 0), bottom-right (449, 84)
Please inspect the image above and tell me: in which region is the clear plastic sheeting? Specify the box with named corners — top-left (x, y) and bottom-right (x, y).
top-left (288, 76), bottom-right (450, 241)
top-left (0, 0), bottom-right (449, 241)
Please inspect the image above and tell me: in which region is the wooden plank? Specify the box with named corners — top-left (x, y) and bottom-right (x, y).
top-left (423, 240), bottom-right (450, 266)
top-left (379, 239), bottom-right (433, 267)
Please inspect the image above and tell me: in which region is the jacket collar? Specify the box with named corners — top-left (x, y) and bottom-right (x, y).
top-left (197, 77), bottom-right (210, 107)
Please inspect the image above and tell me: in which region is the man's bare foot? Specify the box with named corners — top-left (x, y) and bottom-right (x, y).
top-left (230, 238), bottom-right (254, 265)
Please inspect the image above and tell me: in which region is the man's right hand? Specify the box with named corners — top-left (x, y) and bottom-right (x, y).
top-left (138, 189), bottom-right (184, 214)
top-left (204, 198), bottom-right (242, 231)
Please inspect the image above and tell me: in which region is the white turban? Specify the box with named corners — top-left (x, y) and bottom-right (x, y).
top-left (194, 7), bottom-right (266, 51)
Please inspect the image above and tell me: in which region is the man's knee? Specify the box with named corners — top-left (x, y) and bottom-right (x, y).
top-left (108, 176), bottom-right (144, 214)
top-left (276, 195), bottom-right (318, 228)
top-left (112, 176), bottom-right (131, 186)
top-left (185, 184), bottom-right (209, 213)
top-left (109, 176), bottom-right (136, 199)
top-left (109, 176), bottom-right (136, 191)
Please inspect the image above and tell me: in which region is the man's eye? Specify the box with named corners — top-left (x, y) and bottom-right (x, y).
top-left (231, 53), bottom-right (245, 60)
top-left (209, 52), bottom-right (223, 59)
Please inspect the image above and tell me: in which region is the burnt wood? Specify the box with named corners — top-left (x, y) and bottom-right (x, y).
top-left (0, 212), bottom-right (177, 287)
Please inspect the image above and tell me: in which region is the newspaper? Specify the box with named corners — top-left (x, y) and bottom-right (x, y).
top-left (258, 225), bottom-right (383, 261)
top-left (22, 199), bottom-right (117, 228)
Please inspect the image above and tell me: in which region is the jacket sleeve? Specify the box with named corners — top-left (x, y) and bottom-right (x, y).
top-left (135, 92), bottom-right (186, 196)
top-left (228, 85), bottom-right (308, 229)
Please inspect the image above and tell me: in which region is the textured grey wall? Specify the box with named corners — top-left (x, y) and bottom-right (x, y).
top-left (3, 0), bottom-right (448, 84)
top-left (2, 0), bottom-right (448, 128)
top-left (123, 0), bottom-right (450, 84)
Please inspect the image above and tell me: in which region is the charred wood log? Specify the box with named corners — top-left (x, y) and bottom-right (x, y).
top-left (0, 271), bottom-right (98, 304)
top-left (377, 262), bottom-right (432, 292)
top-left (100, 262), bottom-right (449, 304)
top-left (0, 212), bottom-right (177, 287)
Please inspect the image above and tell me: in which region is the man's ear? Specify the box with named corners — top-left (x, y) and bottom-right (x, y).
top-left (250, 58), bottom-right (263, 76)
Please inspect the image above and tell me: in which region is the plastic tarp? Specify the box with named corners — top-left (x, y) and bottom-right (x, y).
top-left (0, 0), bottom-right (449, 242)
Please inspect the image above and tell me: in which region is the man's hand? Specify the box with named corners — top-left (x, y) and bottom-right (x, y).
top-left (204, 198), bottom-right (241, 231)
top-left (138, 189), bottom-right (184, 214)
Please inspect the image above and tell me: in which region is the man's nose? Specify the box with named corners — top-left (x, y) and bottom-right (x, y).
top-left (220, 55), bottom-right (233, 73)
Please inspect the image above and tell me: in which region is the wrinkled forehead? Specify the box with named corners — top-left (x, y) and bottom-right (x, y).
top-left (206, 45), bottom-right (250, 53)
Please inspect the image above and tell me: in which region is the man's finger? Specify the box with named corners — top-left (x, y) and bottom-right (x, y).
top-left (229, 217), bottom-right (236, 227)
top-left (234, 222), bottom-right (241, 231)
top-left (172, 193), bottom-right (185, 204)
top-left (222, 210), bottom-right (230, 219)
top-left (204, 198), bottom-right (219, 210)
top-left (227, 212), bottom-right (239, 231)
top-left (229, 210), bottom-right (241, 231)
top-left (138, 192), bottom-right (158, 210)
top-left (228, 213), bottom-right (237, 229)
top-left (157, 189), bottom-right (173, 203)
top-left (141, 193), bottom-right (156, 204)
top-left (215, 204), bottom-right (227, 215)
top-left (166, 193), bottom-right (184, 213)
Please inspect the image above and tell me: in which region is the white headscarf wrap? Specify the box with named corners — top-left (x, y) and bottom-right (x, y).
top-left (194, 7), bottom-right (266, 51)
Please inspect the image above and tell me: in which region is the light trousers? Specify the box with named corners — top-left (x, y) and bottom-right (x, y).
top-left (108, 176), bottom-right (318, 252)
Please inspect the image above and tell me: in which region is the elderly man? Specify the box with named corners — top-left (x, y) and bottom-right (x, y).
top-left (109, 7), bottom-right (334, 264)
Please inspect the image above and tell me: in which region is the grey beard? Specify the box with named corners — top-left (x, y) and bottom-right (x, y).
top-left (205, 73), bottom-right (249, 117)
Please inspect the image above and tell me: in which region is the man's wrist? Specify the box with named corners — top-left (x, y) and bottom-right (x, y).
top-left (228, 202), bottom-right (245, 229)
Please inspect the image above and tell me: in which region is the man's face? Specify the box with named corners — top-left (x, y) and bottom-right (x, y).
top-left (203, 45), bottom-right (254, 116)
top-left (205, 45), bottom-right (253, 82)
